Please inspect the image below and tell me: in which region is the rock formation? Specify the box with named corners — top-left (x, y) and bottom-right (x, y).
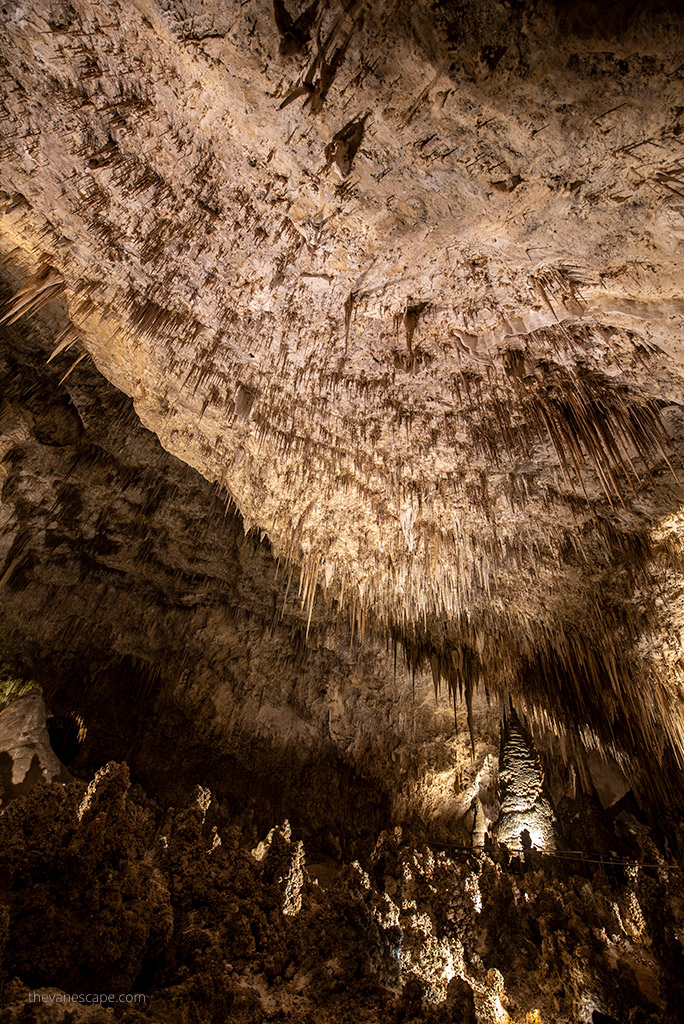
top-left (0, 1), bottom-right (684, 1021)
top-left (0, 691), bottom-right (70, 803)
top-left (2, 755), bottom-right (683, 1023)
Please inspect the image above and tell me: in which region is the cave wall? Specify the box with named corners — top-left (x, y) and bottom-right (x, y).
top-left (0, 265), bottom-right (502, 854)
top-left (1, 0), bottom-right (684, 796)
top-left (1, 3), bottom-right (684, 1020)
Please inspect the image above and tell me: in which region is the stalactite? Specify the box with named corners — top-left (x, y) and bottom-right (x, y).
top-left (1, 0), bottom-right (684, 820)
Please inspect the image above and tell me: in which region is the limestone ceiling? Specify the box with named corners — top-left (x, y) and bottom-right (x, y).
top-left (2, 0), bottom-right (684, 790)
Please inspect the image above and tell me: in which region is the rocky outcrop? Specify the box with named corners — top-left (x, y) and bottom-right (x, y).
top-left (0, 692), bottom-right (69, 805)
top-left (0, 762), bottom-right (682, 1023)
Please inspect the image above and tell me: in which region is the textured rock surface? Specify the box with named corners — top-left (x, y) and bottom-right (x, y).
top-left (0, 692), bottom-right (69, 805)
top-left (495, 711), bottom-right (555, 851)
top-left (1, 4), bottom-right (684, 1021)
top-left (0, 265), bottom-right (501, 853)
top-left (1, 763), bottom-right (683, 1023)
top-left (1, 1), bottom-right (684, 795)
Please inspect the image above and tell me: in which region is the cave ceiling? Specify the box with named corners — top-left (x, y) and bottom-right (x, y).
top-left (1, 0), bottom-right (684, 799)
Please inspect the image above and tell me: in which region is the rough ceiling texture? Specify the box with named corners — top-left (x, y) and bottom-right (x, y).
top-left (3, 1), bottom-right (684, 800)
top-left (0, 267), bottom-right (502, 854)
top-left (3, 1), bottom-right (684, 1022)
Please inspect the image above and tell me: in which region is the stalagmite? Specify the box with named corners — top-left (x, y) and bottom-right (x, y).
top-left (1, 1), bottom-right (684, 1021)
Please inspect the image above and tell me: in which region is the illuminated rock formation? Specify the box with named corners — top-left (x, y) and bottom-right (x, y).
top-left (1, 0), bottom-right (684, 798)
top-left (495, 710), bottom-right (555, 852)
top-left (0, 1), bottom-right (684, 1021)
